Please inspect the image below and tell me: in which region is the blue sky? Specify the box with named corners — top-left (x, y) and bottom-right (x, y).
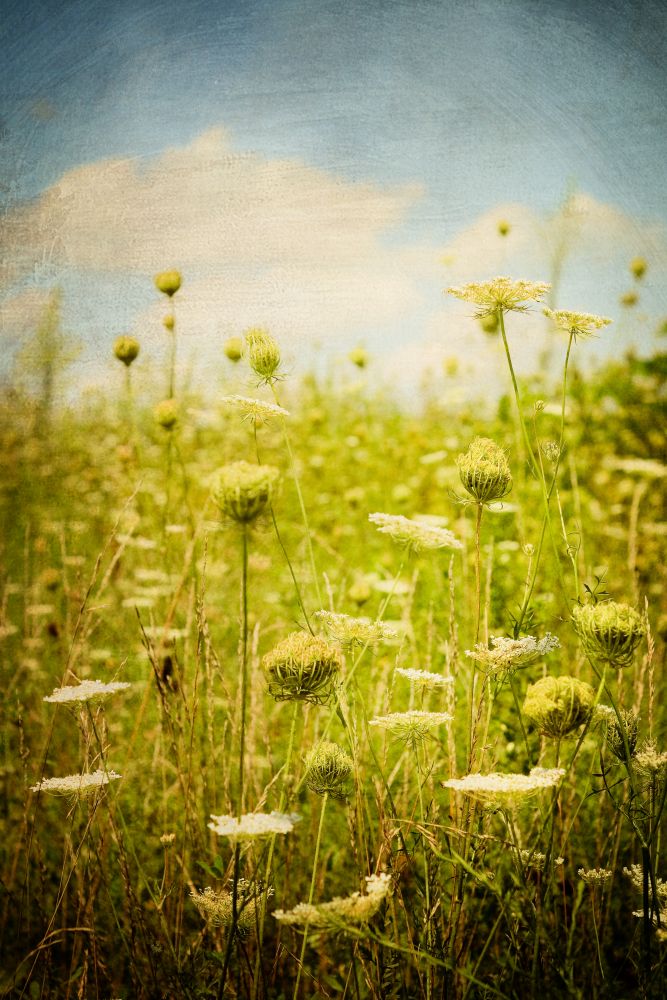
top-left (1, 0), bottom-right (666, 395)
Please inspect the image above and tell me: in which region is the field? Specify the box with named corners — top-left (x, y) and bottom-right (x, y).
top-left (0, 278), bottom-right (665, 999)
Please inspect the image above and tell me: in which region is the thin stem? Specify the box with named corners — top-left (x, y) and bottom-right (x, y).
top-left (293, 792), bottom-right (328, 1000)
top-left (416, 746), bottom-right (433, 1000)
top-left (167, 304), bottom-right (176, 399)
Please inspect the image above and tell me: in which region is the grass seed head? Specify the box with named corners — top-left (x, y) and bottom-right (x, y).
top-left (523, 675), bottom-right (595, 739)
top-left (212, 460), bottom-right (280, 525)
top-left (304, 741), bottom-right (354, 798)
top-left (572, 600), bottom-right (645, 668)
top-left (113, 335), bottom-right (140, 367)
top-left (457, 437), bottom-right (512, 504)
top-left (262, 631), bottom-right (342, 704)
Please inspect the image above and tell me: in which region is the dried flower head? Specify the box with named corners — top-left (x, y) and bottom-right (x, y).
top-left (457, 438), bottom-right (512, 504)
top-left (208, 811), bottom-right (301, 841)
top-left (113, 335), bottom-right (140, 366)
top-left (466, 633), bottom-right (559, 675)
top-left (154, 399), bottom-right (179, 430)
top-left (190, 880), bottom-right (272, 930)
top-left (223, 336), bottom-right (244, 361)
top-left (304, 741), bottom-right (354, 798)
top-left (447, 276), bottom-right (550, 317)
top-left (543, 308), bottom-right (611, 340)
top-left (31, 769), bottom-right (122, 797)
top-left (262, 631), bottom-right (342, 704)
top-left (442, 767), bottom-right (565, 804)
top-left (523, 675), bottom-right (595, 739)
top-left (579, 868), bottom-right (613, 886)
top-left (314, 610), bottom-right (397, 648)
top-left (221, 395), bottom-right (289, 423)
top-left (212, 461), bottom-right (280, 525)
top-left (369, 710), bottom-right (453, 745)
top-left (368, 513), bottom-right (462, 553)
top-left (244, 328), bottom-right (281, 383)
top-left (605, 709), bottom-right (640, 762)
top-left (44, 679), bottom-right (131, 705)
top-left (154, 269), bottom-right (182, 297)
top-left (274, 872), bottom-right (392, 929)
top-left (395, 667), bottom-right (455, 689)
top-left (572, 601), bottom-right (645, 668)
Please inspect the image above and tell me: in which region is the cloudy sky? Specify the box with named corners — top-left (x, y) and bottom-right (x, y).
top-left (1, 0), bottom-right (666, 397)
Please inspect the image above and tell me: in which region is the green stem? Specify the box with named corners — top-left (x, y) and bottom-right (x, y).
top-left (167, 304), bottom-right (176, 399)
top-left (293, 792), bottom-right (328, 999)
top-left (417, 747), bottom-right (433, 1000)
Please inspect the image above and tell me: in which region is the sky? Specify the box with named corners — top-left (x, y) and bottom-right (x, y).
top-left (1, 0), bottom-right (666, 399)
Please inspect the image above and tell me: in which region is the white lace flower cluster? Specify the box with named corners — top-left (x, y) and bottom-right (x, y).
top-left (442, 767), bottom-right (565, 804)
top-left (395, 667), bottom-right (455, 689)
top-left (369, 710), bottom-right (452, 744)
top-left (578, 868), bottom-right (613, 886)
top-left (369, 513), bottom-right (462, 553)
top-left (221, 395), bottom-right (289, 422)
top-left (273, 873), bottom-right (392, 929)
top-left (466, 634), bottom-right (559, 674)
top-left (43, 679), bottom-right (131, 705)
top-left (208, 811), bottom-right (301, 841)
top-left (314, 610), bottom-right (397, 647)
top-left (30, 770), bottom-right (122, 796)
top-left (447, 277), bottom-right (551, 316)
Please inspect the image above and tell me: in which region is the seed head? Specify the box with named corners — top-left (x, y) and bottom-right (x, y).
top-left (212, 460), bottom-right (280, 525)
top-left (154, 399), bottom-right (179, 430)
top-left (572, 601), bottom-right (645, 668)
top-left (523, 676), bottom-right (595, 739)
top-left (113, 335), bottom-right (140, 367)
top-left (223, 336), bottom-right (244, 362)
top-left (262, 631), bottom-right (342, 704)
top-left (244, 327), bottom-right (281, 383)
top-left (154, 269), bottom-right (182, 297)
top-left (190, 881), bottom-right (272, 930)
top-left (303, 741), bottom-right (354, 797)
top-left (457, 437), bottom-right (512, 504)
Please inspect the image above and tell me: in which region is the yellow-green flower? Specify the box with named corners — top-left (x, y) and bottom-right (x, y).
top-left (447, 276), bottom-right (550, 317)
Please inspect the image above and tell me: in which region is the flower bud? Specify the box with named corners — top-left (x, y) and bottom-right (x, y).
top-left (497, 219), bottom-right (510, 237)
top-left (629, 256), bottom-right (647, 280)
top-left (572, 601), bottom-right (645, 668)
top-left (163, 314), bottom-right (175, 331)
top-left (348, 347), bottom-right (369, 368)
top-left (457, 437), bottom-right (512, 504)
top-left (113, 335), bottom-right (140, 367)
top-left (523, 676), bottom-right (595, 739)
top-left (223, 336), bottom-right (243, 362)
top-left (304, 741), bottom-right (353, 797)
top-left (154, 399), bottom-right (179, 430)
top-left (480, 313), bottom-right (499, 335)
top-left (244, 328), bottom-right (281, 383)
top-left (212, 460), bottom-right (279, 525)
top-left (262, 631), bottom-right (342, 704)
top-left (154, 270), bottom-right (182, 297)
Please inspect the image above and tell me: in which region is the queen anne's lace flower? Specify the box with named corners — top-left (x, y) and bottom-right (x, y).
top-left (543, 308), bottom-right (611, 340)
top-left (221, 395), bottom-right (289, 422)
top-left (208, 811), bottom-right (301, 840)
top-left (395, 667), bottom-right (455, 689)
top-left (43, 679), bottom-right (131, 705)
top-left (368, 513), bottom-right (462, 553)
top-left (466, 634), bottom-right (559, 674)
top-left (447, 277), bottom-right (551, 316)
top-left (31, 769), bottom-right (122, 796)
top-left (579, 868), bottom-right (613, 886)
top-left (190, 880), bottom-right (272, 929)
top-left (369, 710), bottom-right (453, 744)
top-left (273, 873), bottom-right (392, 929)
top-left (314, 611), bottom-right (397, 647)
top-left (442, 767), bottom-right (565, 803)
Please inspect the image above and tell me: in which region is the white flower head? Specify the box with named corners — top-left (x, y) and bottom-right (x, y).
top-left (31, 769), bottom-right (122, 797)
top-left (395, 667), bottom-right (455, 689)
top-left (314, 610), bottom-right (397, 647)
top-left (369, 710), bottom-right (453, 744)
top-left (43, 679), bottom-right (132, 705)
top-left (273, 872), bottom-right (392, 930)
top-left (442, 767), bottom-right (565, 804)
top-left (369, 513), bottom-right (463, 553)
top-left (543, 308), bottom-right (611, 340)
top-left (447, 277), bottom-right (551, 317)
top-left (221, 395), bottom-right (289, 422)
top-left (466, 634), bottom-right (559, 674)
top-left (208, 811), bottom-right (301, 841)
top-left (190, 880), bottom-right (273, 929)
top-left (578, 867), bottom-right (614, 886)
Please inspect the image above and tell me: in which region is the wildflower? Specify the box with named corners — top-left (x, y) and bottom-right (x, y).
top-left (630, 256), bottom-right (647, 280)
top-left (572, 601), bottom-right (645, 668)
top-left (220, 395), bottom-right (289, 422)
top-left (154, 269), bottom-right (182, 297)
top-left (497, 220), bottom-right (510, 237)
top-left (543, 308), bottom-right (611, 340)
top-left (447, 276), bottom-right (550, 317)
top-left (479, 313), bottom-right (499, 335)
top-left (262, 631), bottom-right (342, 704)
top-left (304, 741), bottom-right (354, 797)
top-left (154, 399), bottom-right (179, 430)
top-left (163, 314), bottom-right (175, 330)
top-left (348, 347), bottom-right (369, 368)
top-left (519, 850), bottom-right (564, 871)
top-left (541, 440), bottom-right (562, 464)
top-left (31, 769), bottom-right (122, 797)
top-left (43, 679), bottom-right (131, 705)
top-left (274, 872), bottom-right (392, 929)
top-left (620, 290), bottom-right (638, 308)
top-left (624, 865), bottom-right (667, 906)
top-left (457, 438), bottom-right (512, 505)
top-left (314, 610), bottom-right (397, 648)
top-left (223, 336), bottom-right (244, 361)
top-left (160, 833), bottom-right (176, 846)
top-left (368, 513), bottom-right (463, 553)
top-left (113, 335), bottom-right (140, 366)
top-left (466, 633), bottom-right (559, 675)
top-left (605, 709), bottom-right (640, 762)
top-left (442, 767), bottom-right (565, 804)
top-left (212, 461), bottom-right (280, 525)
top-left (579, 868), bottom-right (613, 886)
top-left (190, 880), bottom-right (272, 930)
top-left (244, 327), bottom-right (281, 383)
top-left (523, 676), bottom-right (595, 739)
top-left (395, 667), bottom-right (455, 689)
top-left (369, 710), bottom-right (453, 745)
top-left (634, 741), bottom-right (667, 776)
top-left (208, 811), bottom-right (301, 841)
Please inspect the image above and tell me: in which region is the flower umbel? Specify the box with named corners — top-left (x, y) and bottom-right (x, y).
top-left (190, 881), bottom-right (272, 930)
top-left (262, 631), bottom-right (342, 704)
top-left (395, 667), bottom-right (455, 689)
top-left (522, 675), bottom-right (595, 739)
top-left (44, 679), bottom-right (132, 705)
top-left (447, 277), bottom-right (551, 317)
top-left (442, 767), bottom-right (565, 804)
top-left (572, 601), bottom-right (645, 668)
top-left (221, 395), bottom-right (289, 423)
top-left (543, 308), bottom-right (611, 340)
top-left (368, 513), bottom-right (463, 553)
top-left (314, 610), bottom-right (397, 648)
top-left (579, 868), bottom-right (614, 886)
top-left (31, 770), bottom-right (122, 797)
top-left (212, 461), bottom-right (280, 525)
top-left (274, 873), bottom-right (392, 930)
top-left (208, 811), bottom-right (301, 841)
top-left (457, 437), bottom-right (512, 505)
top-left (369, 710), bottom-right (453, 745)
top-left (304, 742), bottom-right (354, 798)
top-left (466, 634), bottom-right (559, 675)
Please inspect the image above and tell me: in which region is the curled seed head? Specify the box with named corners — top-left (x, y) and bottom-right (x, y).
top-left (244, 328), bottom-right (281, 383)
top-left (457, 437), bottom-right (512, 504)
top-left (572, 601), bottom-right (645, 668)
top-left (212, 461), bottom-right (280, 525)
top-left (304, 741), bottom-right (354, 797)
top-left (262, 631), bottom-right (342, 704)
top-left (523, 675), bottom-right (595, 739)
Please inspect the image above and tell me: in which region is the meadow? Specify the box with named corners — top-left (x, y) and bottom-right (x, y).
top-left (0, 273), bottom-right (665, 999)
